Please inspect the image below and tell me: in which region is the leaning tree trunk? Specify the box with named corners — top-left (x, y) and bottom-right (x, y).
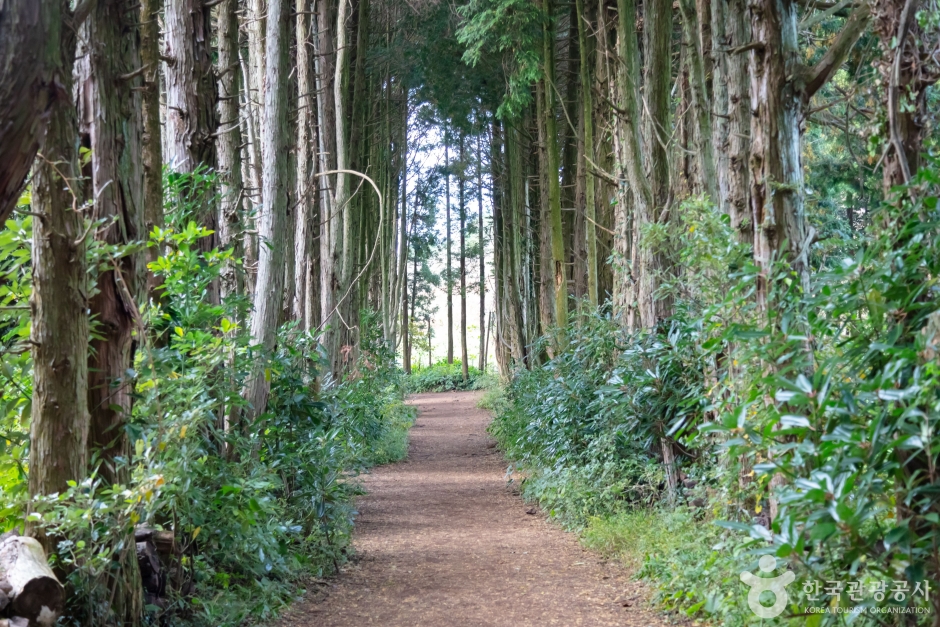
top-left (76, 0), bottom-right (146, 622)
top-left (28, 0), bottom-right (87, 557)
top-left (245, 0), bottom-right (291, 418)
top-left (873, 0), bottom-right (939, 190)
top-left (0, 0), bottom-right (66, 224)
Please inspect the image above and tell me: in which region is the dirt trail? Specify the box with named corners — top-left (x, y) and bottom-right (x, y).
top-left (278, 391), bottom-right (671, 627)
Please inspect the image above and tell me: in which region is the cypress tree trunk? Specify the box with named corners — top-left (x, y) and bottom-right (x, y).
top-left (140, 0), bottom-right (163, 299)
top-left (636, 0), bottom-right (674, 330)
top-left (444, 124), bottom-right (454, 364)
top-left (76, 0), bottom-right (146, 620)
top-left (613, 0), bottom-right (652, 328)
top-left (217, 0), bottom-right (244, 302)
top-left (316, 0), bottom-right (339, 340)
top-left (679, 0), bottom-right (718, 200)
top-left (294, 0), bottom-right (315, 323)
top-left (246, 0), bottom-right (291, 417)
top-left (0, 0), bottom-right (64, 223)
top-left (165, 0), bottom-right (219, 300)
top-left (28, 0), bottom-right (88, 555)
top-left (576, 0), bottom-right (598, 306)
top-left (748, 0), bottom-right (805, 306)
top-left (726, 0), bottom-right (752, 242)
top-left (459, 135), bottom-right (469, 381)
top-left (477, 132), bottom-right (486, 371)
top-left (541, 0), bottom-right (568, 340)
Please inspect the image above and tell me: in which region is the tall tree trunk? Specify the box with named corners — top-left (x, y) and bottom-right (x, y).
top-left (294, 0), bottom-right (315, 323)
top-left (245, 0), bottom-right (291, 417)
top-left (636, 0), bottom-right (674, 330)
top-left (445, 124), bottom-right (454, 364)
top-left (28, 0), bottom-right (88, 556)
top-left (541, 0), bottom-right (568, 340)
top-left (748, 0), bottom-right (805, 306)
top-left (140, 0), bottom-right (164, 299)
top-left (316, 0), bottom-right (339, 339)
top-left (679, 0), bottom-right (718, 200)
top-left (459, 135), bottom-right (469, 381)
top-left (331, 0), bottom-right (353, 373)
top-left (477, 132), bottom-right (486, 371)
top-left (613, 0), bottom-right (652, 327)
top-left (725, 0), bottom-right (752, 241)
top-left (76, 0), bottom-right (146, 620)
top-left (576, 0), bottom-right (598, 306)
top-left (217, 0), bottom-right (244, 302)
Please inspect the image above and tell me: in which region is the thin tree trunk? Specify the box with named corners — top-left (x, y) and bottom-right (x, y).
top-left (459, 135), bottom-right (469, 381)
top-left (445, 124), bottom-right (454, 364)
top-left (217, 0), bottom-right (244, 302)
top-left (293, 0), bottom-right (314, 323)
top-left (245, 0), bottom-right (291, 417)
top-left (477, 132), bottom-right (486, 371)
top-left (331, 0), bottom-right (353, 373)
top-left (576, 0), bottom-right (598, 306)
top-left (141, 0), bottom-right (164, 300)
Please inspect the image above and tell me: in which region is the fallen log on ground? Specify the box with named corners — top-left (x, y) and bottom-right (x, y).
top-left (0, 534), bottom-right (64, 626)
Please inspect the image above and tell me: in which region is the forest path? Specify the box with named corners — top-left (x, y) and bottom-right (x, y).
top-left (277, 390), bottom-right (669, 627)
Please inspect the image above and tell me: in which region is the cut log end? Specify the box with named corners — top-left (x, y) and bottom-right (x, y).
top-left (0, 537), bottom-right (63, 627)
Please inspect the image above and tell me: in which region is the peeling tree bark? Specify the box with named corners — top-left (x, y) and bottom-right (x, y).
top-left (76, 0), bottom-right (146, 620)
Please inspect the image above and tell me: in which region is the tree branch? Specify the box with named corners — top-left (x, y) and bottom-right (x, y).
top-left (802, 3), bottom-right (871, 101)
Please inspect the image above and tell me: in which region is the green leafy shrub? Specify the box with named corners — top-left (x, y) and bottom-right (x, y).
top-left (405, 359), bottom-right (496, 393)
top-left (1, 170), bottom-right (416, 627)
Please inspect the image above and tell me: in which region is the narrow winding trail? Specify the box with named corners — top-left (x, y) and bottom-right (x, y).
top-left (278, 391), bottom-right (671, 627)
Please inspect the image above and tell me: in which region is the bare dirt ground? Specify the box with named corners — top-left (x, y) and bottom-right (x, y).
top-left (277, 390), bottom-right (673, 627)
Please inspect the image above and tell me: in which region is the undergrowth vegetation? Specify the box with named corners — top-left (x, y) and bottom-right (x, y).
top-left (404, 360), bottom-right (497, 393)
top-left (0, 172), bottom-right (414, 627)
top-left (489, 166), bottom-right (940, 626)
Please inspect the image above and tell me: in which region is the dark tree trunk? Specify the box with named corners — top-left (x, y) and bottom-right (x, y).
top-left (0, 0), bottom-right (66, 223)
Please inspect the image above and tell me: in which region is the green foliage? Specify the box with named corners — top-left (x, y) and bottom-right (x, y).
top-left (405, 360), bottom-right (496, 393)
top-left (0, 171), bottom-right (414, 627)
top-left (491, 168), bottom-right (940, 625)
top-left (456, 0), bottom-right (544, 119)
